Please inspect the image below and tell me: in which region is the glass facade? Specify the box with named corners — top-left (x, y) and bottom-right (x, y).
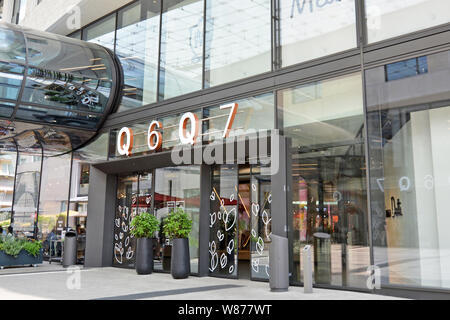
top-left (159, 0), bottom-right (204, 99)
top-left (204, 0), bottom-right (271, 87)
top-left (366, 50), bottom-right (450, 290)
top-left (279, 73), bottom-right (370, 288)
top-left (3, 0), bottom-right (450, 298)
top-left (366, 0), bottom-right (450, 43)
top-left (115, 0), bottom-right (160, 112)
top-left (280, 0), bottom-right (357, 67)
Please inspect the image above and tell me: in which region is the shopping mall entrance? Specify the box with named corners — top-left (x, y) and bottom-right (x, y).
top-left (84, 133), bottom-right (290, 283)
top-left (110, 163), bottom-right (272, 281)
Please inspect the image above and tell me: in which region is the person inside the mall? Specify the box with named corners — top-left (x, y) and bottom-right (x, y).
top-left (6, 226), bottom-right (14, 238)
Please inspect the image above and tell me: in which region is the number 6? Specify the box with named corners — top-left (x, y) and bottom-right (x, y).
top-left (148, 120), bottom-right (163, 151)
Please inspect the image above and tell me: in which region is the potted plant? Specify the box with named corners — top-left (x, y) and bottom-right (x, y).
top-left (130, 212), bottom-right (159, 275)
top-left (0, 237), bottom-right (43, 268)
top-left (163, 208), bottom-right (192, 279)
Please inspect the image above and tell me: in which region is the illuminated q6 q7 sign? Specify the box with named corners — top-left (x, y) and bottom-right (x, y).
top-left (117, 103), bottom-right (238, 156)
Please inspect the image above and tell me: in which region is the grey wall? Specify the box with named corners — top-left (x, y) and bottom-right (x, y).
top-left (84, 166), bottom-right (116, 267)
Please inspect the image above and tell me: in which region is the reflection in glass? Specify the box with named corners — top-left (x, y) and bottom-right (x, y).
top-left (0, 61), bottom-right (24, 102)
top-left (113, 175), bottom-right (138, 268)
top-left (204, 0), bottom-right (271, 87)
top-left (279, 73), bottom-right (370, 288)
top-left (0, 26), bottom-right (27, 63)
top-left (154, 166), bottom-right (200, 273)
top-left (13, 141), bottom-right (42, 237)
top-left (203, 93), bottom-right (274, 142)
top-left (116, 0), bottom-right (160, 111)
top-left (0, 101), bottom-right (16, 118)
top-left (37, 154), bottom-right (71, 250)
top-left (366, 0), bottom-right (450, 43)
top-left (22, 67), bottom-right (109, 115)
top-left (138, 172), bottom-right (152, 215)
top-left (15, 105), bottom-right (100, 129)
top-left (280, 0), bottom-right (357, 67)
top-left (249, 165), bottom-right (271, 280)
top-left (0, 141), bottom-right (17, 229)
top-left (83, 14), bottom-right (116, 50)
top-left (209, 165), bottom-right (238, 277)
top-left (366, 50), bottom-right (450, 290)
top-left (159, 0), bottom-right (203, 99)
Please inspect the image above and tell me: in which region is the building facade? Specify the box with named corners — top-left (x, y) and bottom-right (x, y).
top-left (1, 0), bottom-right (450, 298)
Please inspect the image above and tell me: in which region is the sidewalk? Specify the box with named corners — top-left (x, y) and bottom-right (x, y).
top-left (0, 267), bottom-right (404, 300)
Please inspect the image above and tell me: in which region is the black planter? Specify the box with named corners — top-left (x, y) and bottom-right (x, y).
top-left (135, 238), bottom-right (154, 275)
top-left (0, 249), bottom-right (43, 268)
top-left (171, 238), bottom-right (190, 279)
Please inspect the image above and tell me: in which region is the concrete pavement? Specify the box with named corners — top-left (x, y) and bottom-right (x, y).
top-left (0, 267), bottom-right (404, 300)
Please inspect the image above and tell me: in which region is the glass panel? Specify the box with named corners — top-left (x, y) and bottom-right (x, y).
top-left (250, 165), bottom-right (272, 280)
top-left (204, 0), bottom-right (271, 87)
top-left (37, 153), bottom-right (71, 261)
top-left (280, 0), bottom-right (357, 67)
top-left (203, 92), bottom-right (274, 142)
top-left (83, 14), bottom-right (116, 50)
top-left (0, 142), bottom-right (16, 231)
top-left (15, 105), bottom-right (100, 129)
top-left (366, 50), bottom-right (450, 290)
top-left (209, 165), bottom-right (238, 277)
top-left (0, 26), bottom-right (27, 63)
top-left (68, 31), bottom-right (81, 40)
top-left (159, 0), bottom-right (203, 100)
top-left (385, 56), bottom-right (428, 82)
top-left (0, 101), bottom-right (16, 118)
top-left (113, 174), bottom-right (138, 268)
top-left (154, 166), bottom-right (201, 273)
top-left (12, 141), bottom-right (42, 238)
top-left (116, 0), bottom-right (160, 111)
top-left (21, 66), bottom-right (109, 114)
top-left (26, 33), bottom-right (114, 83)
top-left (138, 172), bottom-right (152, 214)
top-left (366, 0), bottom-right (450, 43)
top-left (78, 164), bottom-right (90, 196)
top-left (279, 73), bottom-right (370, 288)
top-left (0, 61), bottom-right (24, 102)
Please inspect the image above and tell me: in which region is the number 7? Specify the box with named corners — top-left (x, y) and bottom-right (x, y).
top-left (220, 103), bottom-right (238, 138)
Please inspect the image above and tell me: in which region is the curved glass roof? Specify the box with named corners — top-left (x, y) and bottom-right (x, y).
top-left (0, 22), bottom-right (123, 153)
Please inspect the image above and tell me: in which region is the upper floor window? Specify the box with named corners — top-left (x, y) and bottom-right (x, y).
top-left (366, 0), bottom-right (450, 43)
top-left (385, 56), bottom-right (428, 82)
top-left (280, 0), bottom-right (357, 67)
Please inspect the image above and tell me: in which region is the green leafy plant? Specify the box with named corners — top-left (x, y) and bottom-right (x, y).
top-left (163, 208), bottom-right (192, 240)
top-left (22, 240), bottom-right (43, 257)
top-left (0, 237), bottom-right (43, 257)
top-left (130, 212), bottom-right (159, 238)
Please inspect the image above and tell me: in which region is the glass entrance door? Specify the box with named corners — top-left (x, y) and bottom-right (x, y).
top-left (113, 174), bottom-right (138, 268)
top-left (209, 164), bottom-right (272, 280)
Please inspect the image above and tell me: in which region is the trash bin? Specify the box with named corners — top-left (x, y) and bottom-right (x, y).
top-left (313, 232), bottom-right (331, 284)
top-left (63, 230), bottom-right (77, 267)
top-left (269, 235), bottom-right (289, 292)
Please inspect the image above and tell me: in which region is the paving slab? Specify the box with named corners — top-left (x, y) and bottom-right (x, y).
top-left (0, 267), bottom-right (405, 300)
